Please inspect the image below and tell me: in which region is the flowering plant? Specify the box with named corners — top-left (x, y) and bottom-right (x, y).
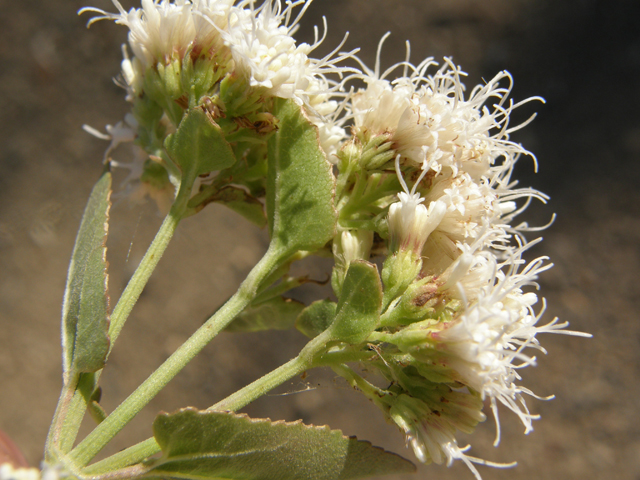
top-left (0, 1), bottom-right (589, 480)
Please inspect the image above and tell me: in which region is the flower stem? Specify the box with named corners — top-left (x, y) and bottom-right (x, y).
top-left (331, 364), bottom-right (389, 410)
top-left (81, 438), bottom-right (159, 476)
top-left (79, 330), bottom-right (335, 473)
top-left (45, 198), bottom-right (187, 463)
top-left (68, 244), bottom-right (283, 467)
top-left (109, 200), bottom-right (186, 347)
top-left (212, 329), bottom-right (333, 412)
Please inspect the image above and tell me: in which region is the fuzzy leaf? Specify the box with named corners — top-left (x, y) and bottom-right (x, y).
top-left (225, 296), bottom-right (304, 332)
top-left (164, 108), bottom-right (236, 188)
top-left (296, 299), bottom-right (337, 338)
top-left (190, 185), bottom-right (267, 227)
top-left (61, 170), bottom-right (112, 382)
top-left (328, 261), bottom-right (383, 345)
top-left (266, 98), bottom-right (336, 257)
top-left (147, 409), bottom-right (415, 480)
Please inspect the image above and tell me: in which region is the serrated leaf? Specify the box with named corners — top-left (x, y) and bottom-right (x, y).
top-left (296, 299), bottom-right (337, 338)
top-left (164, 108), bottom-right (236, 190)
top-left (61, 170), bottom-right (111, 383)
top-left (148, 409), bottom-right (415, 480)
top-left (328, 261), bottom-right (382, 345)
top-left (225, 296), bottom-right (304, 332)
top-left (266, 98), bottom-right (336, 257)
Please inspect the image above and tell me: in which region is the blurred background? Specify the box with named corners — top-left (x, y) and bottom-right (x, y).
top-left (1, 0), bottom-right (639, 479)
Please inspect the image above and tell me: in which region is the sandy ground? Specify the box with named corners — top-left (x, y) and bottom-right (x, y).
top-left (1, 1), bottom-right (639, 479)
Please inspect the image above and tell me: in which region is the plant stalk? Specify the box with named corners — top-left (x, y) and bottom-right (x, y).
top-left (68, 244), bottom-right (283, 466)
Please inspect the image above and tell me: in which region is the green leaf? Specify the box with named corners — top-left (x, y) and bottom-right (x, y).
top-left (86, 384), bottom-right (107, 425)
top-left (189, 185), bottom-right (267, 227)
top-left (164, 108), bottom-right (236, 190)
top-left (225, 296), bottom-right (304, 332)
top-left (296, 299), bottom-right (337, 338)
top-left (148, 409), bottom-right (415, 480)
top-left (266, 98), bottom-right (337, 257)
top-left (328, 261), bottom-right (382, 345)
top-left (61, 170), bottom-right (112, 383)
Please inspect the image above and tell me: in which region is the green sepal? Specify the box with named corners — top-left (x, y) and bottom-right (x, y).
top-left (266, 98), bottom-right (337, 258)
top-left (225, 296), bottom-right (304, 333)
top-left (147, 408), bottom-right (415, 480)
top-left (164, 108), bottom-right (237, 195)
top-left (143, 63), bottom-right (184, 126)
top-left (61, 169), bottom-right (111, 383)
top-left (381, 250), bottom-right (422, 309)
top-left (296, 299), bottom-right (337, 339)
top-left (328, 260), bottom-right (382, 345)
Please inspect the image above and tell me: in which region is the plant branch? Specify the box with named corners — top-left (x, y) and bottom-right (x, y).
top-left (68, 244), bottom-right (283, 466)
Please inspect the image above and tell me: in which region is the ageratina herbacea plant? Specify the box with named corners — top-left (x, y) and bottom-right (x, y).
top-left (0, 1), bottom-right (591, 480)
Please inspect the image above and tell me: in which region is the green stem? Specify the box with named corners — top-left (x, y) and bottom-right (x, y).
top-left (82, 438), bottom-right (159, 476)
top-left (109, 200), bottom-right (186, 347)
top-left (46, 198), bottom-right (188, 463)
top-left (80, 330), bottom-right (335, 473)
top-left (331, 364), bottom-right (388, 410)
top-left (44, 377), bottom-right (78, 462)
top-left (212, 329), bottom-right (333, 412)
top-left (213, 356), bottom-right (308, 412)
top-left (68, 244), bottom-right (283, 467)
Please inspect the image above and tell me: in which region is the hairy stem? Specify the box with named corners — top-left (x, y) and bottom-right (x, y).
top-left (109, 199), bottom-right (187, 347)
top-left (80, 330), bottom-right (336, 473)
top-left (68, 244), bottom-right (283, 466)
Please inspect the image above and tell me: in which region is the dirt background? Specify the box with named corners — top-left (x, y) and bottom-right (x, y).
top-left (1, 0), bottom-right (639, 479)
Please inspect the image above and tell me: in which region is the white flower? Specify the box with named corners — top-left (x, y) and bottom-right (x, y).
top-left (347, 36), bottom-right (543, 184)
top-left (0, 465), bottom-right (39, 480)
top-left (222, 0), bottom-right (357, 105)
top-left (387, 154), bottom-right (446, 254)
top-left (82, 113), bottom-right (138, 163)
top-left (333, 229), bottom-right (373, 269)
top-left (434, 244), bottom-right (591, 444)
top-left (80, 0), bottom-right (233, 69)
top-left (305, 79), bottom-right (350, 159)
top-left (0, 464), bottom-right (60, 480)
top-left (387, 392), bottom-right (513, 480)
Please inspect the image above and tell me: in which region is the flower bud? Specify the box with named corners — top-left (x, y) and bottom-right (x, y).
top-left (331, 229), bottom-right (373, 295)
top-left (388, 197), bottom-right (446, 255)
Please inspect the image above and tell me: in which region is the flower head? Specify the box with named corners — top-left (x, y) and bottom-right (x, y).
top-left (80, 0), bottom-right (233, 69)
top-left (347, 36), bottom-right (543, 184)
top-left (388, 154), bottom-right (446, 254)
top-left (327, 33), bottom-right (591, 478)
top-left (222, 0), bottom-right (357, 106)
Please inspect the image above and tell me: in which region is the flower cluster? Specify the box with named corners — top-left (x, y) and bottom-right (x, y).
top-left (324, 40), bottom-right (590, 478)
top-left (81, 0), bottom-right (355, 207)
top-left (81, 2), bottom-right (588, 477)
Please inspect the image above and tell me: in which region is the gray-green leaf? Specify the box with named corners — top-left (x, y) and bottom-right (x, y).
top-left (296, 299), bottom-right (337, 338)
top-left (147, 409), bottom-right (415, 480)
top-left (189, 185), bottom-right (267, 227)
top-left (164, 108), bottom-right (236, 190)
top-left (328, 261), bottom-right (382, 345)
top-left (61, 170), bottom-right (111, 383)
top-left (225, 296), bottom-right (304, 332)
top-left (266, 99), bottom-right (337, 258)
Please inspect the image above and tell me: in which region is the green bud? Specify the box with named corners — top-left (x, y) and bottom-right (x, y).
top-left (358, 133), bottom-right (395, 170)
top-left (381, 249), bottom-right (422, 308)
top-left (158, 59), bottom-right (183, 100)
top-left (328, 260), bottom-right (382, 345)
top-left (331, 229), bottom-right (374, 295)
